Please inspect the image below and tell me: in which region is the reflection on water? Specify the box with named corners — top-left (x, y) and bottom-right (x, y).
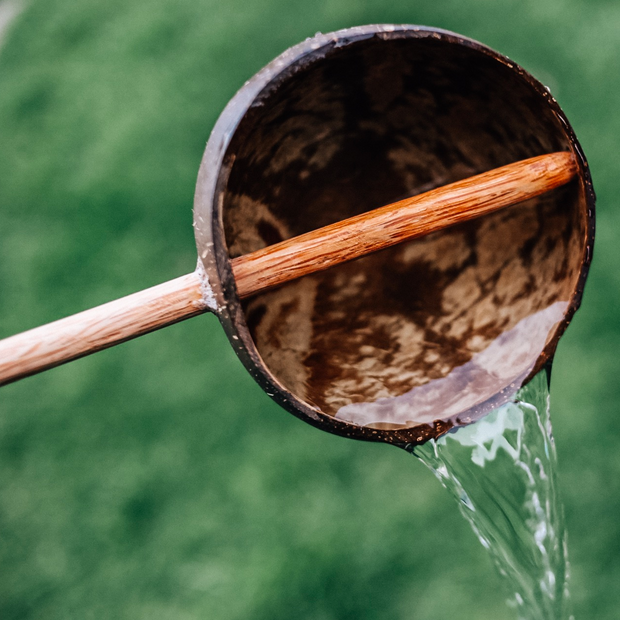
top-left (413, 370), bottom-right (573, 620)
top-left (335, 301), bottom-right (567, 429)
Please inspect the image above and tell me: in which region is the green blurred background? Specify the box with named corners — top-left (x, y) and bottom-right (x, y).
top-left (0, 1), bottom-right (618, 618)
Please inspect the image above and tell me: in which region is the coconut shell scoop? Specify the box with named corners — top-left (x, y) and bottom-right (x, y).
top-left (0, 26), bottom-right (594, 447)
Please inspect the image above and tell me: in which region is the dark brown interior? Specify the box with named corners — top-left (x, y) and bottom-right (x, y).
top-left (221, 35), bottom-right (587, 431)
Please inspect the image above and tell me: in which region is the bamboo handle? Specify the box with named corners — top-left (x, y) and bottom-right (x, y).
top-left (0, 152), bottom-right (577, 386)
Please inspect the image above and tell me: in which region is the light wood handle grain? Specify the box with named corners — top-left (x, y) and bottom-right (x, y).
top-left (0, 273), bottom-right (207, 386)
top-left (0, 152), bottom-right (578, 386)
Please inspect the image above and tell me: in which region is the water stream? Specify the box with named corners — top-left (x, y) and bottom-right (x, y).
top-left (411, 369), bottom-right (573, 620)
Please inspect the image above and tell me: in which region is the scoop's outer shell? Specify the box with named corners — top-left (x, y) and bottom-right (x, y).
top-left (193, 25), bottom-right (595, 447)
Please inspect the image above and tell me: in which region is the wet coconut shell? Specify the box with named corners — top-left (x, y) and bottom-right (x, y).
top-left (193, 25), bottom-right (595, 448)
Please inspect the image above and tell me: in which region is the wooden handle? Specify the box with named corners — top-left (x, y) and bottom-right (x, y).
top-left (0, 273), bottom-right (207, 386)
top-left (0, 152), bottom-right (578, 386)
top-left (232, 151), bottom-right (578, 298)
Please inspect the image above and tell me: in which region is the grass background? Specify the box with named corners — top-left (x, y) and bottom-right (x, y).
top-left (0, 0), bottom-right (619, 618)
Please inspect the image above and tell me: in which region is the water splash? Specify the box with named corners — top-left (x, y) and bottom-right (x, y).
top-left (412, 369), bottom-right (573, 620)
